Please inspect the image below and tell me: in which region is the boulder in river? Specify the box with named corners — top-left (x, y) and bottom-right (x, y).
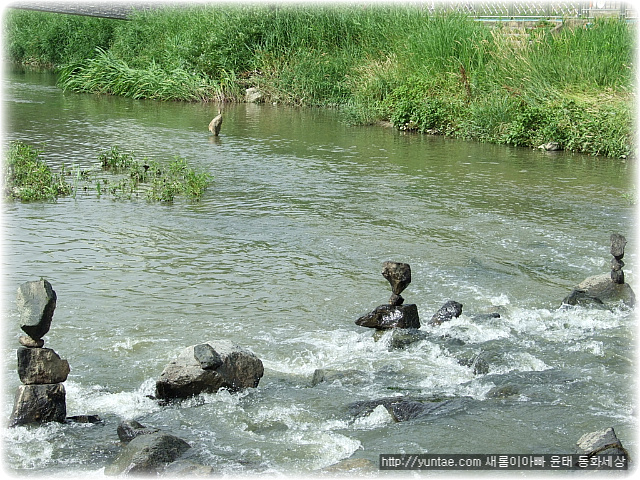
top-left (9, 383), bottom-right (66, 426)
top-left (563, 274), bottom-right (635, 308)
top-left (104, 432), bottom-right (191, 476)
top-left (348, 395), bottom-right (470, 422)
top-left (576, 427), bottom-right (629, 458)
top-left (17, 346), bottom-right (70, 385)
top-left (429, 300), bottom-right (463, 326)
top-left (117, 420), bottom-right (161, 444)
top-left (355, 304), bottom-right (420, 329)
top-left (16, 279), bottom-right (57, 341)
top-left (155, 340), bottom-right (264, 400)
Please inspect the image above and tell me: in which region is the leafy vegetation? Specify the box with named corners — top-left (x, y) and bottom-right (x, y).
top-left (3, 143), bottom-right (212, 202)
top-left (3, 141), bottom-right (72, 201)
top-left (4, 6), bottom-right (635, 157)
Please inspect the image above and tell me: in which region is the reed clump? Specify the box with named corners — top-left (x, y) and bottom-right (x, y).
top-left (4, 6), bottom-right (635, 157)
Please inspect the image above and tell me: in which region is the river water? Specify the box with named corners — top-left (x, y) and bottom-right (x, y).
top-left (2, 68), bottom-right (637, 476)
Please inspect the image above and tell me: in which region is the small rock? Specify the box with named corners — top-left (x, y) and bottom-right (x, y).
top-left (193, 343), bottom-right (222, 370)
top-left (245, 87), bottom-right (263, 103)
top-left (429, 300), bottom-right (463, 326)
top-left (104, 432), bottom-right (191, 476)
top-left (382, 262), bottom-right (411, 295)
top-left (355, 304), bottom-right (420, 329)
top-left (9, 383), bottom-right (66, 427)
top-left (457, 353), bottom-right (490, 375)
top-left (117, 420), bottom-right (160, 443)
top-left (18, 335), bottom-right (44, 348)
top-left (16, 279), bottom-right (57, 341)
top-left (388, 293), bottom-right (404, 306)
top-left (17, 346), bottom-right (70, 384)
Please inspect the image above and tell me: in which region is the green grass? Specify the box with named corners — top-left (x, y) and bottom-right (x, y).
top-left (4, 6), bottom-right (635, 157)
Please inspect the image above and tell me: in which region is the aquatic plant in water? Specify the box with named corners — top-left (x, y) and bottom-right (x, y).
top-left (3, 141), bottom-right (73, 201)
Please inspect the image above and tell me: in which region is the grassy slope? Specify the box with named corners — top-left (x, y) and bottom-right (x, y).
top-left (4, 5), bottom-right (635, 157)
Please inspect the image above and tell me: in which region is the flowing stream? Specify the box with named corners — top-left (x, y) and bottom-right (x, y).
top-left (2, 67), bottom-right (636, 476)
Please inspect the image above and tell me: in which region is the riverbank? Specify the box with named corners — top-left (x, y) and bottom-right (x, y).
top-left (4, 4), bottom-right (635, 158)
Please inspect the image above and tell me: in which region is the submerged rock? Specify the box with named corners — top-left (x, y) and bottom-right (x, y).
top-left (17, 346), bottom-right (70, 385)
top-left (348, 396), bottom-right (469, 422)
top-left (9, 383), bottom-right (66, 426)
top-left (311, 368), bottom-right (367, 386)
top-left (155, 340), bottom-right (264, 400)
top-left (117, 420), bottom-right (161, 444)
top-left (104, 432), bottom-right (191, 476)
top-left (429, 300), bottom-right (463, 326)
top-left (356, 304), bottom-right (420, 329)
top-left (16, 279), bottom-right (57, 340)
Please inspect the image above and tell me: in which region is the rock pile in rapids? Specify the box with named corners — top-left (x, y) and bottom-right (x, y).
top-left (9, 279), bottom-right (70, 427)
top-left (155, 340), bottom-right (264, 400)
top-left (356, 262), bottom-right (421, 329)
top-left (563, 233), bottom-right (635, 308)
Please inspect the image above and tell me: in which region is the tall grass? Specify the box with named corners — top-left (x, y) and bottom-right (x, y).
top-left (4, 5), bottom-right (635, 157)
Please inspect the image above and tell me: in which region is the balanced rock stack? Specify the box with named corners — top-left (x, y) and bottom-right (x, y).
top-left (356, 262), bottom-right (420, 329)
top-left (563, 233), bottom-right (635, 308)
top-left (9, 279), bottom-right (70, 427)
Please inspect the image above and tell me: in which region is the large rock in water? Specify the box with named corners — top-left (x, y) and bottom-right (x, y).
top-left (382, 262), bottom-right (411, 295)
top-left (155, 340), bottom-right (264, 400)
top-left (9, 383), bottom-right (66, 426)
top-left (104, 432), bottom-right (191, 476)
top-left (576, 427), bottom-right (629, 458)
top-left (17, 347), bottom-right (70, 384)
top-left (355, 304), bottom-right (420, 329)
top-left (16, 279), bottom-right (57, 340)
top-left (429, 300), bottom-right (463, 326)
top-left (563, 273), bottom-right (635, 308)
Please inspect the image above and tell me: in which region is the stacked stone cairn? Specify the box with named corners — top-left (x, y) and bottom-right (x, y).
top-left (563, 233), bottom-right (635, 308)
top-left (9, 279), bottom-right (70, 427)
top-left (356, 262), bottom-right (420, 329)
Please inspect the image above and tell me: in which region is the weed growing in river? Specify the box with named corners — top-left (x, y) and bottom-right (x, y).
top-left (2, 142), bottom-right (212, 203)
top-left (3, 141), bottom-right (73, 201)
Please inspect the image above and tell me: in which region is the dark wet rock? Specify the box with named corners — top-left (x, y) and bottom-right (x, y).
top-left (429, 300), bottom-right (463, 326)
top-left (321, 457), bottom-right (378, 474)
top-left (388, 293), bottom-right (404, 306)
top-left (382, 261), bottom-right (411, 296)
top-left (66, 414), bottom-right (103, 424)
top-left (17, 346), bottom-right (70, 385)
top-left (348, 396), bottom-right (469, 422)
top-left (561, 289), bottom-right (607, 309)
top-left (311, 369), bottom-right (367, 387)
top-left (487, 384), bottom-right (519, 398)
top-left (117, 420), bottom-right (161, 443)
top-left (576, 427), bottom-right (629, 459)
top-left (470, 312), bottom-right (501, 322)
top-left (384, 328), bottom-right (428, 349)
top-left (193, 343), bottom-right (222, 370)
top-left (155, 340), bottom-right (264, 400)
top-left (16, 279), bottom-right (57, 340)
top-left (9, 383), bottom-right (66, 426)
top-left (356, 304), bottom-right (420, 329)
top-left (457, 353), bottom-right (490, 375)
top-left (104, 432), bottom-right (191, 476)
top-left (18, 335), bottom-right (44, 348)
